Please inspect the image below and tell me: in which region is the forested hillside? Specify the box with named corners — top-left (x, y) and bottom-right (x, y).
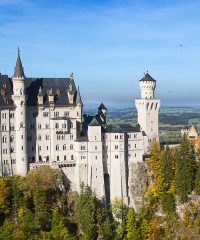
top-left (0, 135), bottom-right (200, 240)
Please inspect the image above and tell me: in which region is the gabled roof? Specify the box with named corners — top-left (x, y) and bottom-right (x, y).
top-left (98, 103), bottom-right (107, 110)
top-left (140, 72), bottom-right (156, 82)
top-left (89, 117), bottom-right (101, 126)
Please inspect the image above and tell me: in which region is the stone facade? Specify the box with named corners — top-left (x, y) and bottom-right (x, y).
top-left (0, 50), bottom-right (160, 207)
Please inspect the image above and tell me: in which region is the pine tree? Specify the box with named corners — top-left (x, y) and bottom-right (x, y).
top-left (194, 164), bottom-right (200, 194)
top-left (76, 184), bottom-right (98, 239)
top-left (175, 135), bottom-right (195, 202)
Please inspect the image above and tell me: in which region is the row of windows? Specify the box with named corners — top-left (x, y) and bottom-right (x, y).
top-left (128, 134), bottom-right (137, 139)
top-left (1, 112), bottom-right (15, 119)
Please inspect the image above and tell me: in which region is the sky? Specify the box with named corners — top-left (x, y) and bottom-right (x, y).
top-left (0, 0), bottom-right (200, 107)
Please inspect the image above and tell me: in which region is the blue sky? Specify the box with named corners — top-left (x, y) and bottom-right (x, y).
top-left (0, 0), bottom-right (200, 107)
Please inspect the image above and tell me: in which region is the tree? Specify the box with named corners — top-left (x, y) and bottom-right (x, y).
top-left (175, 135), bottom-right (195, 202)
top-left (75, 184), bottom-right (98, 239)
top-left (194, 164), bottom-right (200, 194)
top-left (126, 208), bottom-right (141, 240)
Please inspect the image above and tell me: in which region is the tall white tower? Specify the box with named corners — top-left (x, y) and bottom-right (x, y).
top-left (135, 72), bottom-right (160, 150)
top-left (11, 48), bottom-right (28, 175)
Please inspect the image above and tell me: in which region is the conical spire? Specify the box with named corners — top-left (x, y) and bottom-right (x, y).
top-left (76, 86), bottom-right (82, 105)
top-left (13, 47), bottom-right (25, 78)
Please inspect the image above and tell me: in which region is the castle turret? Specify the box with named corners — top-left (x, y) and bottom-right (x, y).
top-left (11, 48), bottom-right (28, 175)
top-left (135, 72), bottom-right (160, 151)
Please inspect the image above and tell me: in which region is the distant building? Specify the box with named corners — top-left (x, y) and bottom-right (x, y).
top-left (181, 125), bottom-right (200, 150)
top-left (0, 49), bottom-right (160, 207)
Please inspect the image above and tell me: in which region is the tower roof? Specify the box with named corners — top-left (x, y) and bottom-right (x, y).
top-left (140, 72), bottom-right (156, 82)
top-left (98, 103), bottom-right (107, 110)
top-left (14, 47), bottom-right (25, 78)
top-left (76, 86), bottom-right (82, 105)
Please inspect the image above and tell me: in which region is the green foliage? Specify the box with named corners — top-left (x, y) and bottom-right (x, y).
top-left (75, 184), bottom-right (98, 239)
top-left (175, 135), bottom-right (196, 202)
top-left (160, 193), bottom-right (176, 215)
top-left (195, 164), bottom-right (200, 194)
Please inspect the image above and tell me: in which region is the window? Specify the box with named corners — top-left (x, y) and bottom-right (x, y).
top-left (128, 134), bottom-right (131, 138)
top-left (55, 123), bottom-right (59, 129)
top-left (95, 146), bottom-right (97, 150)
top-left (71, 155), bottom-right (74, 160)
top-left (95, 156), bottom-right (97, 160)
top-left (115, 155), bottom-right (119, 159)
top-left (64, 111), bottom-right (69, 116)
top-left (70, 144), bottom-right (73, 150)
top-left (38, 135), bottom-right (41, 141)
top-left (46, 135), bottom-right (50, 140)
top-left (134, 134), bottom-right (137, 138)
top-left (2, 136), bottom-right (7, 143)
top-left (57, 156), bottom-right (59, 161)
top-left (38, 124), bottom-right (41, 129)
top-left (47, 146), bottom-right (49, 150)
top-left (57, 135), bottom-right (61, 140)
top-left (3, 149), bottom-right (7, 154)
top-left (81, 145), bottom-right (86, 150)
top-left (54, 112), bottom-right (59, 117)
top-left (38, 146), bottom-right (41, 151)
top-left (135, 144), bottom-right (137, 148)
top-left (64, 155), bottom-right (66, 160)
top-left (70, 134), bottom-right (73, 140)
top-left (63, 144), bottom-right (67, 150)
top-left (11, 147), bottom-right (15, 153)
top-left (43, 112), bottom-right (49, 117)
top-left (120, 135), bottom-right (123, 139)
top-left (10, 113), bottom-right (14, 118)
top-left (21, 135), bottom-right (24, 139)
top-left (115, 145), bottom-right (118, 150)
top-left (2, 112), bottom-right (7, 119)
top-left (115, 135), bottom-right (118, 140)
top-left (10, 125), bottom-right (14, 131)
top-left (70, 122), bottom-right (73, 128)
top-left (20, 122), bottom-right (23, 128)
top-left (46, 156), bottom-right (49, 162)
top-left (45, 124), bottom-right (49, 129)
top-left (56, 145), bottom-right (60, 151)
top-left (12, 159), bottom-right (16, 164)
top-left (2, 124), bottom-right (6, 131)
top-left (22, 146), bottom-right (24, 150)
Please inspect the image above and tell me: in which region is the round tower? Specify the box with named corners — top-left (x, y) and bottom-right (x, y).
top-left (11, 48), bottom-right (28, 175)
top-left (135, 72), bottom-right (160, 151)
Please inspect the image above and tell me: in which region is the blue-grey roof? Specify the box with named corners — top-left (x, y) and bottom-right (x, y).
top-left (14, 48), bottom-right (25, 78)
top-left (25, 77), bottom-right (77, 106)
top-left (106, 124), bottom-right (141, 133)
top-left (140, 72), bottom-right (156, 82)
top-left (0, 74), bottom-right (14, 108)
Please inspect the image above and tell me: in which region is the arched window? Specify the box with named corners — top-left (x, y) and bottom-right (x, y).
top-left (2, 135), bottom-right (7, 143)
top-left (20, 122), bottom-right (23, 128)
top-left (38, 135), bottom-right (41, 141)
top-left (56, 145), bottom-right (60, 151)
top-left (70, 144), bottom-right (73, 150)
top-left (71, 155), bottom-right (74, 160)
top-left (70, 122), bottom-right (73, 128)
top-left (64, 155), bottom-right (66, 160)
top-left (46, 156), bottom-right (49, 162)
top-left (2, 124), bottom-right (6, 131)
top-left (63, 144), bottom-right (67, 150)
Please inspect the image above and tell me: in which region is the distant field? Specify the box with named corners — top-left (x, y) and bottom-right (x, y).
top-left (85, 107), bottom-right (200, 143)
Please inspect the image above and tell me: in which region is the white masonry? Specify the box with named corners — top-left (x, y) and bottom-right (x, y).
top-left (0, 50), bottom-right (160, 207)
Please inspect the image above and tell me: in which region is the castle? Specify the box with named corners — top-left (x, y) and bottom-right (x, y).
top-left (0, 49), bottom-right (160, 207)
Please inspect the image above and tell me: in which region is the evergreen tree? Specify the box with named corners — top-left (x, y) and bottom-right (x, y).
top-left (75, 184), bottom-right (98, 240)
top-left (194, 164), bottom-right (200, 194)
top-left (175, 135), bottom-right (195, 202)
